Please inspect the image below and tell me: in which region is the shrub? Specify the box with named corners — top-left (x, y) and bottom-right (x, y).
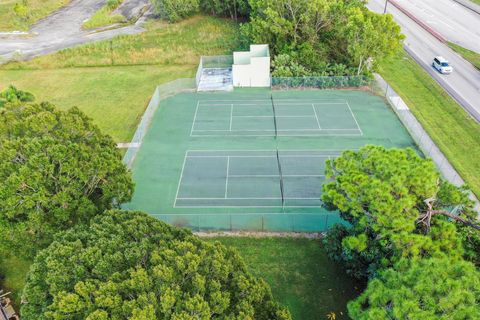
top-left (152, 0), bottom-right (200, 22)
top-left (0, 85), bottom-right (34, 108)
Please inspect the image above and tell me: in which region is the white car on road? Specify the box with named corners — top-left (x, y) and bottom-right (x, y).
top-left (432, 56), bottom-right (453, 74)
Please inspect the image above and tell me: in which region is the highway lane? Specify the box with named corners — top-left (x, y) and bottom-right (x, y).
top-left (401, 0), bottom-right (480, 53)
top-left (367, 0), bottom-right (480, 122)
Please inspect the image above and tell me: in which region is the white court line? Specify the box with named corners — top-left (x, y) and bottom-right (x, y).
top-left (199, 102), bottom-right (348, 107)
top-left (173, 153), bottom-right (189, 207)
top-left (233, 115), bottom-right (315, 118)
top-left (191, 133), bottom-right (362, 137)
top-left (312, 104), bottom-right (322, 129)
top-left (193, 128), bottom-right (360, 132)
top-left (229, 175), bottom-right (325, 179)
top-left (346, 101), bottom-right (363, 136)
top-left (185, 149), bottom-right (347, 153)
top-left (185, 155), bottom-right (333, 158)
top-left (197, 99), bottom-right (348, 103)
top-left (199, 103), bottom-right (272, 106)
top-left (229, 104), bottom-right (233, 131)
top-left (189, 101), bottom-right (200, 136)
top-left (224, 156), bottom-right (230, 198)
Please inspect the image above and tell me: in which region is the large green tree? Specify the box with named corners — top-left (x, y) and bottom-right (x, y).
top-left (343, 7), bottom-right (403, 75)
top-left (0, 102), bottom-right (133, 258)
top-left (348, 257), bottom-right (480, 319)
top-left (243, 0), bottom-right (403, 76)
top-left (322, 145), bottom-right (479, 278)
top-left (22, 210), bottom-right (291, 320)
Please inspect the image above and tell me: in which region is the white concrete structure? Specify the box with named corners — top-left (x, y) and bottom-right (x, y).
top-left (232, 44), bottom-right (270, 87)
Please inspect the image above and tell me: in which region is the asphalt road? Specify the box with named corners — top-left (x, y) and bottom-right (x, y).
top-left (400, 0), bottom-right (480, 53)
top-left (367, 0), bottom-right (480, 122)
top-left (0, 0), bottom-right (150, 61)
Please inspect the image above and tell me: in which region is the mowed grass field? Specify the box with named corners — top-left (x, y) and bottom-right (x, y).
top-left (378, 50), bottom-right (480, 197)
top-left (0, 0), bottom-right (69, 31)
top-left (211, 237), bottom-right (364, 320)
top-left (0, 65), bottom-right (193, 142)
top-left (0, 16), bottom-right (241, 142)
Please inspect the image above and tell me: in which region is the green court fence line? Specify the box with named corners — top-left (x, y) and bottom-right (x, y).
top-left (123, 78), bottom-right (196, 169)
top-left (149, 213), bottom-right (349, 233)
top-left (271, 76), bottom-right (372, 90)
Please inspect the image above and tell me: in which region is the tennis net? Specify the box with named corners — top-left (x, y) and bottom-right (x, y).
top-left (270, 94), bottom-right (278, 138)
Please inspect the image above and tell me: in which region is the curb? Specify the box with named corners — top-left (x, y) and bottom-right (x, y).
top-left (451, 0), bottom-right (480, 15)
top-left (389, 0), bottom-right (446, 43)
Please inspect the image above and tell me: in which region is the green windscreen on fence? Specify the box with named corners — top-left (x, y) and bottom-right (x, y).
top-left (123, 87), bottom-right (417, 232)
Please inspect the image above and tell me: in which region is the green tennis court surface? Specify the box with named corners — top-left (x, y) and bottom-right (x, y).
top-left (191, 99), bottom-right (361, 136)
top-left (124, 89), bottom-right (416, 232)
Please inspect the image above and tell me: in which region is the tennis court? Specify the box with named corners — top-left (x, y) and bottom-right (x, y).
top-left (175, 150), bottom-right (341, 208)
top-left (124, 89), bottom-right (416, 232)
top-left (191, 99), bottom-right (361, 136)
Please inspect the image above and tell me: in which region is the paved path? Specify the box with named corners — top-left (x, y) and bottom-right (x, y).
top-left (0, 0), bottom-right (151, 61)
top-left (367, 0), bottom-right (480, 122)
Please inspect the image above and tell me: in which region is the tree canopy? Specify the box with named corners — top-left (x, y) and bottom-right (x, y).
top-left (21, 210), bottom-right (291, 320)
top-left (0, 102), bottom-right (133, 258)
top-left (152, 0), bottom-right (249, 22)
top-left (348, 257), bottom-right (480, 319)
top-left (322, 145), bottom-right (477, 278)
top-left (243, 0), bottom-right (403, 76)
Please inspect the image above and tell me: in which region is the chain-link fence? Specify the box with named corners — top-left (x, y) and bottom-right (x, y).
top-left (373, 74), bottom-right (479, 209)
top-left (272, 76), bottom-right (372, 90)
top-left (150, 212), bottom-right (348, 233)
top-left (123, 78), bottom-right (196, 169)
top-left (373, 74), bottom-right (464, 186)
top-left (196, 55), bottom-right (234, 87)
top-left (373, 74), bottom-right (465, 186)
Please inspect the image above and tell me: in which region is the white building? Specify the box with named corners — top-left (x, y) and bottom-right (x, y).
top-left (232, 44), bottom-right (271, 87)
top-left (196, 44), bottom-right (271, 91)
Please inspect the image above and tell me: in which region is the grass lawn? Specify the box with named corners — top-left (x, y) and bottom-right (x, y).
top-left (0, 254), bottom-right (31, 307)
top-left (0, 0), bottom-right (69, 31)
top-left (83, 0), bottom-right (127, 30)
top-left (448, 42), bottom-right (480, 70)
top-left (0, 65), bottom-right (193, 141)
top-left (0, 16), bottom-right (241, 142)
top-left (378, 50), bottom-right (480, 197)
top-left (211, 237), bottom-right (364, 320)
